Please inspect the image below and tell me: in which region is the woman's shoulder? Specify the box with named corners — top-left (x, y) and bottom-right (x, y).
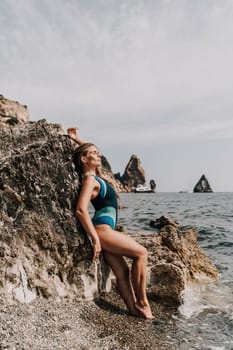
top-left (82, 174), bottom-right (100, 187)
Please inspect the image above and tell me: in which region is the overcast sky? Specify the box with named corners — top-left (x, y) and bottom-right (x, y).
top-left (1, 0), bottom-right (233, 191)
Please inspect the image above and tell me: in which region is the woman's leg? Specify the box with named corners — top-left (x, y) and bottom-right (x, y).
top-left (103, 251), bottom-right (139, 316)
top-left (131, 252), bottom-right (153, 318)
top-left (96, 225), bottom-right (154, 319)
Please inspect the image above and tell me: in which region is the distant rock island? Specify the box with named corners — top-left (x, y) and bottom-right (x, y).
top-left (114, 155), bottom-right (156, 193)
top-left (193, 174), bottom-right (213, 193)
top-left (100, 154), bottom-right (153, 193)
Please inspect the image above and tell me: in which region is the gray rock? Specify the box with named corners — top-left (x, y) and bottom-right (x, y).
top-left (0, 120), bottom-right (111, 303)
top-left (193, 174), bottom-right (213, 193)
top-left (131, 220), bottom-right (218, 304)
top-left (115, 154), bottom-right (146, 191)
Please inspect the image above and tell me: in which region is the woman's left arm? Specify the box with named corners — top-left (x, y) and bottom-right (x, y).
top-left (75, 176), bottom-right (101, 261)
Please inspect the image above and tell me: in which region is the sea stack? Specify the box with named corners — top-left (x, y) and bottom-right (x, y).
top-left (193, 174), bottom-right (213, 193)
top-left (114, 155), bottom-right (146, 191)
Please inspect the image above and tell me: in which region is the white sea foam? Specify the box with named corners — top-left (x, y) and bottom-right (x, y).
top-left (178, 284), bottom-right (211, 318)
top-left (178, 281), bottom-right (233, 319)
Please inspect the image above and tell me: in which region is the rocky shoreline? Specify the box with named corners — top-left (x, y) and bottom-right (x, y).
top-left (0, 98), bottom-right (218, 350)
top-left (0, 290), bottom-right (177, 350)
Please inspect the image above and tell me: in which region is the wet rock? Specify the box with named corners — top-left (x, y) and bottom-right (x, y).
top-left (150, 216), bottom-right (180, 229)
top-left (131, 219), bottom-right (218, 304)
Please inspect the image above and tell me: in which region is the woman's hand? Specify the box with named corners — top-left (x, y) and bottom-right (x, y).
top-left (67, 127), bottom-right (78, 140)
top-left (92, 239), bottom-right (102, 262)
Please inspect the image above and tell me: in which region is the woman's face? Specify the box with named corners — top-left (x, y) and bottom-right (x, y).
top-left (82, 145), bottom-right (101, 168)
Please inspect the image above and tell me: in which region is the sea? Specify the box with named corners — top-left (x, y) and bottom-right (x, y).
top-left (118, 192), bottom-right (233, 350)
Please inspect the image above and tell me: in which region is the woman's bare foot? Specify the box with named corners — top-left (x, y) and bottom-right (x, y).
top-left (135, 302), bottom-right (155, 320)
top-left (128, 308), bottom-right (140, 317)
top-left (129, 303), bottom-right (142, 317)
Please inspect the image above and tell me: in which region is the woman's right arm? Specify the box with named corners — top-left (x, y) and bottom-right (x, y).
top-left (75, 176), bottom-right (101, 261)
top-left (67, 128), bottom-right (85, 147)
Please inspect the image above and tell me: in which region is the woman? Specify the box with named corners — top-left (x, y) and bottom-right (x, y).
top-left (68, 128), bottom-right (154, 319)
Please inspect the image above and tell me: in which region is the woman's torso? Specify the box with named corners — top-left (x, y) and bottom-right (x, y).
top-left (90, 175), bottom-right (118, 229)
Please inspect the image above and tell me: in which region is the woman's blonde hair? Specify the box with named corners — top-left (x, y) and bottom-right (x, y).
top-left (72, 143), bottom-right (119, 198)
top-left (72, 143), bottom-right (102, 179)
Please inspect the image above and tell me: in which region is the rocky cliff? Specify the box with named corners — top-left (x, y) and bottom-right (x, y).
top-left (0, 95), bottom-right (29, 127)
top-left (0, 97), bottom-right (218, 306)
top-left (0, 120), bottom-right (111, 303)
top-left (0, 96), bottom-right (146, 193)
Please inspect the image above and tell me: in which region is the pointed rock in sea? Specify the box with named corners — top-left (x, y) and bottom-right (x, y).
top-left (193, 174), bottom-right (213, 193)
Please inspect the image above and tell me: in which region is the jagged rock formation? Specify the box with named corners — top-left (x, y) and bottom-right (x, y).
top-left (100, 155), bottom-right (126, 193)
top-left (193, 174), bottom-right (213, 193)
top-left (0, 120), bottom-right (111, 303)
top-left (149, 215), bottom-right (180, 230)
top-left (0, 119), bottom-right (218, 306)
top-left (150, 179), bottom-right (156, 192)
top-left (0, 95), bottom-right (29, 127)
top-left (0, 96), bottom-right (218, 306)
top-left (132, 216), bottom-right (218, 303)
top-left (115, 155), bottom-right (146, 191)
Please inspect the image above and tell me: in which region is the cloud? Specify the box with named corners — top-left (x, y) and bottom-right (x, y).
top-left (1, 0), bottom-right (233, 145)
top-left (94, 118), bottom-right (233, 150)
top-left (1, 0), bottom-right (233, 191)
